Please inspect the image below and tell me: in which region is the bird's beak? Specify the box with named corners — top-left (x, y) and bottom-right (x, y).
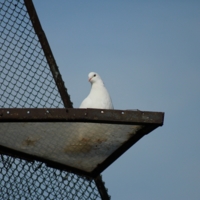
top-left (88, 77), bottom-right (92, 82)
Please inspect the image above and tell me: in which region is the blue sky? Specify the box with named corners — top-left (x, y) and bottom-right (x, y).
top-left (34, 1), bottom-right (200, 199)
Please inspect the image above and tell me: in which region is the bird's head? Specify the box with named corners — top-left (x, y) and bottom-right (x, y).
top-left (88, 72), bottom-right (103, 84)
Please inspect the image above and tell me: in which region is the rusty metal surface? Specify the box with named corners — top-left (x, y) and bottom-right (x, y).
top-left (24, 0), bottom-right (73, 108)
top-left (0, 108), bottom-right (164, 125)
top-left (0, 108), bottom-right (164, 178)
top-left (0, 122), bottom-right (141, 177)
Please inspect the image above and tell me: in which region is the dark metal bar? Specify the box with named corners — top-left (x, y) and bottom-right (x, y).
top-left (91, 124), bottom-right (158, 177)
top-left (24, 0), bottom-right (73, 108)
top-left (0, 108), bottom-right (164, 125)
top-left (95, 175), bottom-right (111, 200)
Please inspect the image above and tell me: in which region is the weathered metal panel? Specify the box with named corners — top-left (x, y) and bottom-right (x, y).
top-left (0, 122), bottom-right (142, 172)
top-left (0, 108), bottom-right (164, 177)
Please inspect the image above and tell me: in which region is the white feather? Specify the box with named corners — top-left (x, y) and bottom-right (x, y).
top-left (79, 72), bottom-right (114, 109)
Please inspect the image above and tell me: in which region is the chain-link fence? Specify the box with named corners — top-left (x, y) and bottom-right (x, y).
top-left (0, 156), bottom-right (101, 200)
top-left (0, 0), bottom-right (65, 108)
top-left (0, 0), bottom-right (109, 199)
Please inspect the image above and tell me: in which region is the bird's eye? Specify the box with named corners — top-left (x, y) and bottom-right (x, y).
top-left (94, 74), bottom-right (96, 77)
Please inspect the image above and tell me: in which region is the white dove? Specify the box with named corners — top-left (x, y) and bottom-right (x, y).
top-left (79, 72), bottom-right (114, 109)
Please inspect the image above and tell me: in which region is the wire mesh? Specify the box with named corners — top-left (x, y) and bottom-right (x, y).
top-left (0, 156), bottom-right (100, 200)
top-left (0, 0), bottom-right (64, 108)
top-left (0, 0), bottom-right (107, 199)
